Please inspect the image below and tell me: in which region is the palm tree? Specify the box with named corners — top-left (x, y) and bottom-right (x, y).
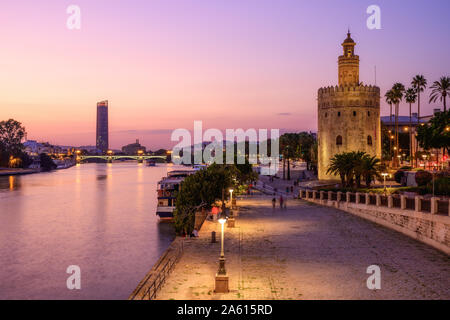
top-left (327, 153), bottom-right (347, 187)
top-left (412, 75), bottom-right (428, 122)
top-left (411, 75), bottom-right (427, 167)
top-left (385, 90), bottom-right (395, 163)
top-left (391, 83), bottom-right (405, 167)
top-left (411, 75), bottom-right (427, 168)
top-left (429, 76), bottom-right (450, 112)
top-left (361, 155), bottom-right (381, 188)
top-left (405, 88), bottom-right (417, 163)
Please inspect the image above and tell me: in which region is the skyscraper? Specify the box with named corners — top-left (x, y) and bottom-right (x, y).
top-left (96, 100), bottom-right (109, 153)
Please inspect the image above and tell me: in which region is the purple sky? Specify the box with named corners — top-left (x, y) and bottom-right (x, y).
top-left (0, 0), bottom-right (449, 149)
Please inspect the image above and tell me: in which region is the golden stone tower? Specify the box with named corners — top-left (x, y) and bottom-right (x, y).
top-left (317, 31), bottom-right (381, 180)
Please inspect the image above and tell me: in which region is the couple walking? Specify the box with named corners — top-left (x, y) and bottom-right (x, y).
top-left (272, 195), bottom-right (287, 209)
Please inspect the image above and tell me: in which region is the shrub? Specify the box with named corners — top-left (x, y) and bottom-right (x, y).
top-left (394, 170), bottom-right (405, 184)
top-left (415, 170), bottom-right (433, 186)
top-left (428, 177), bottom-right (450, 196)
top-left (39, 153), bottom-right (56, 171)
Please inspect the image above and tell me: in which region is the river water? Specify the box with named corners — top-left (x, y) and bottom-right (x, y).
top-left (0, 163), bottom-right (179, 299)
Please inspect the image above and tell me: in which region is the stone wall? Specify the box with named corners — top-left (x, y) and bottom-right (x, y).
top-left (317, 85), bottom-right (381, 180)
top-left (299, 189), bottom-right (450, 255)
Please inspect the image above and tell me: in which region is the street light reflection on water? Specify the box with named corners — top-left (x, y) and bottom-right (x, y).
top-left (0, 163), bottom-right (181, 299)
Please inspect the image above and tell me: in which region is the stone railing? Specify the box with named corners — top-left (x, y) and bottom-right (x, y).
top-left (299, 189), bottom-right (450, 255)
top-left (128, 237), bottom-right (184, 300)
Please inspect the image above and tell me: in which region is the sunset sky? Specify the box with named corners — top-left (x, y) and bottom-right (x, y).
top-left (0, 0), bottom-right (449, 150)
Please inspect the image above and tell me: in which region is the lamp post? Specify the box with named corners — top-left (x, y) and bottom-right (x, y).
top-left (215, 210), bottom-right (229, 293)
top-left (227, 188), bottom-right (235, 227)
top-left (381, 173), bottom-right (388, 192)
top-left (422, 154), bottom-right (428, 170)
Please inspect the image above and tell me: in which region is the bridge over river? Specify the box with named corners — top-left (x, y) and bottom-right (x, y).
top-left (77, 155), bottom-right (167, 163)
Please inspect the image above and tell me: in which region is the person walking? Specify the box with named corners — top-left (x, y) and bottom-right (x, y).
top-left (279, 195), bottom-right (284, 208)
top-left (272, 197), bottom-right (276, 209)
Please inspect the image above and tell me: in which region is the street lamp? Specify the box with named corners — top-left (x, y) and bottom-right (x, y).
top-left (229, 188), bottom-right (233, 206)
top-left (381, 173), bottom-right (389, 192)
top-left (422, 154), bottom-right (428, 170)
top-left (215, 210), bottom-right (229, 293)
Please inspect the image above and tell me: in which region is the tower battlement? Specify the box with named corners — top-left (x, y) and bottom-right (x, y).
top-left (318, 85), bottom-right (380, 95)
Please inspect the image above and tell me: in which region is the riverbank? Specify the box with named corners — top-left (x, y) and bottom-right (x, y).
top-left (147, 194), bottom-right (450, 300)
top-left (0, 160), bottom-right (76, 176)
top-left (0, 168), bottom-right (39, 176)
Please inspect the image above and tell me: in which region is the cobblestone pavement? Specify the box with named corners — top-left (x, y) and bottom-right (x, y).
top-left (156, 195), bottom-right (450, 300)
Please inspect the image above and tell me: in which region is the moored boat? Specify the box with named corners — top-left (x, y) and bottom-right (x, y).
top-left (156, 170), bottom-right (196, 220)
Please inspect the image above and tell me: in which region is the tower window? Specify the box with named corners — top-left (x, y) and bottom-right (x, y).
top-left (367, 135), bottom-right (373, 146)
top-left (368, 111), bottom-right (371, 117)
top-left (353, 111), bottom-right (357, 116)
top-left (338, 111), bottom-right (341, 117)
top-left (325, 113), bottom-right (328, 118)
top-left (336, 135), bottom-right (343, 146)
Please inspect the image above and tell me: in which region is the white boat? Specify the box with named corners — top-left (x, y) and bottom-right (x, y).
top-left (156, 170), bottom-right (196, 220)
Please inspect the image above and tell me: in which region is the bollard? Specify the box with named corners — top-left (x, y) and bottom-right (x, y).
top-left (400, 195), bottom-right (406, 210)
top-left (387, 195), bottom-right (393, 208)
top-left (211, 231), bottom-right (217, 243)
top-left (430, 197), bottom-right (438, 215)
top-left (415, 196), bottom-right (422, 212)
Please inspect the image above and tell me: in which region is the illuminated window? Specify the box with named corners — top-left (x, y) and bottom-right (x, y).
top-left (367, 135), bottom-right (373, 146)
top-left (336, 135), bottom-right (343, 146)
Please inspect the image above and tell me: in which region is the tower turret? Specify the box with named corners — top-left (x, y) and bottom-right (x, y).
top-left (338, 31), bottom-right (359, 86)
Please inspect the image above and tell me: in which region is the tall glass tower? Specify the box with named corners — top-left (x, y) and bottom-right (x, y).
top-left (96, 100), bottom-right (109, 153)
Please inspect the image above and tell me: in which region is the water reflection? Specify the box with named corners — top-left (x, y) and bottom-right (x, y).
top-left (0, 163), bottom-right (178, 299)
top-left (0, 175), bottom-right (21, 191)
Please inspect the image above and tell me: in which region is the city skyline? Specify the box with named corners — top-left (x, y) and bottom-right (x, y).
top-left (1, 0), bottom-right (449, 149)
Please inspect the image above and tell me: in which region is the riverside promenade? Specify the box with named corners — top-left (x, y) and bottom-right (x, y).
top-left (155, 193), bottom-right (450, 300)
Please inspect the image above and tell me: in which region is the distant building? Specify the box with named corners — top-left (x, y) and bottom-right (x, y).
top-left (317, 31), bottom-right (381, 180)
top-left (96, 100), bottom-right (109, 153)
top-left (23, 140), bottom-right (59, 155)
top-left (381, 108), bottom-right (442, 157)
top-left (122, 139), bottom-right (146, 154)
top-left (78, 145), bottom-right (99, 154)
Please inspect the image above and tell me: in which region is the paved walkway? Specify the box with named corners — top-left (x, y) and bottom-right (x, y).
top-left (156, 195), bottom-right (450, 300)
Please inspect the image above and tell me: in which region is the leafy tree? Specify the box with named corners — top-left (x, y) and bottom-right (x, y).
top-left (280, 133), bottom-right (300, 180)
top-left (0, 119), bottom-right (27, 166)
top-left (415, 170), bottom-right (433, 187)
top-left (297, 132), bottom-right (317, 171)
top-left (429, 76), bottom-right (450, 112)
top-left (416, 110), bottom-right (450, 155)
top-left (173, 164), bottom-right (234, 235)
